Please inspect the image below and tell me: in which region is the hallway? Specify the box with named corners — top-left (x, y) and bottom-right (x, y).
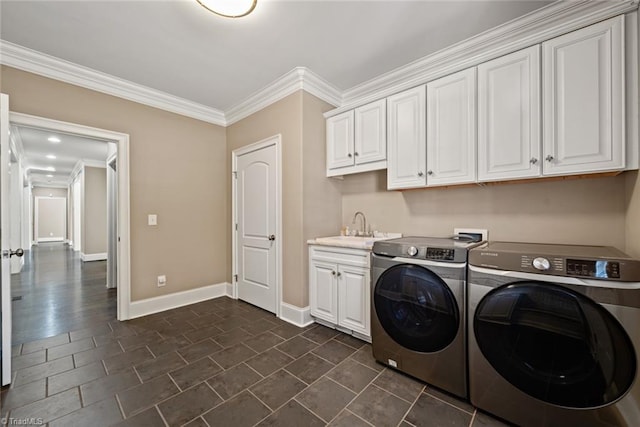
top-left (11, 243), bottom-right (116, 345)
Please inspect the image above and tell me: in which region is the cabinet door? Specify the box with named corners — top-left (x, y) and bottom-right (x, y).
top-left (543, 16), bottom-right (625, 176)
top-left (426, 68), bottom-right (477, 186)
top-left (309, 260), bottom-right (338, 324)
top-left (354, 99), bottom-right (387, 165)
top-left (478, 46), bottom-right (541, 181)
top-left (326, 110), bottom-right (355, 170)
top-left (387, 86), bottom-right (427, 189)
top-left (337, 265), bottom-right (370, 337)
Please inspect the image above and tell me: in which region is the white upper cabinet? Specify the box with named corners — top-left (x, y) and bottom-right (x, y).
top-left (354, 99), bottom-right (387, 165)
top-left (326, 110), bottom-right (354, 171)
top-left (542, 15), bottom-right (625, 176)
top-left (478, 46), bottom-right (541, 182)
top-left (426, 68), bottom-right (477, 186)
top-left (387, 85), bottom-right (427, 189)
top-left (326, 100), bottom-right (387, 177)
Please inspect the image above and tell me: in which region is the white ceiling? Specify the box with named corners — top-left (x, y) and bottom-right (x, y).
top-left (11, 125), bottom-right (111, 188)
top-left (0, 0), bottom-right (552, 112)
top-left (0, 0), bottom-right (553, 186)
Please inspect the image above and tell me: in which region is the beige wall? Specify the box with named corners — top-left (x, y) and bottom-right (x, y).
top-left (1, 66), bottom-right (228, 301)
top-left (226, 91), bottom-right (339, 307)
top-left (32, 187), bottom-right (67, 198)
top-left (32, 187), bottom-right (68, 241)
top-left (301, 92), bottom-right (342, 303)
top-left (36, 197), bottom-right (66, 241)
top-left (626, 171), bottom-right (640, 257)
top-left (83, 166), bottom-right (107, 255)
top-left (342, 171), bottom-right (628, 248)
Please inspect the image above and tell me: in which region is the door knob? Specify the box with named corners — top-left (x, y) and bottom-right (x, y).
top-left (3, 248), bottom-right (24, 259)
top-left (268, 235), bottom-right (276, 241)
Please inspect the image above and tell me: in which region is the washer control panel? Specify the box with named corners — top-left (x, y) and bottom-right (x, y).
top-left (407, 246), bottom-right (418, 257)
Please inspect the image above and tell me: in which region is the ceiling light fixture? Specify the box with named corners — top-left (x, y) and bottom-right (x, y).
top-left (46, 174), bottom-right (53, 178)
top-left (46, 154), bottom-right (57, 159)
top-left (48, 137), bottom-right (61, 143)
top-left (196, 0), bottom-right (257, 18)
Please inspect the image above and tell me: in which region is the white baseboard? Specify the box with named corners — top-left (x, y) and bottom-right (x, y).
top-left (81, 252), bottom-right (107, 262)
top-left (128, 282), bottom-right (230, 319)
top-left (225, 282), bottom-right (234, 298)
top-left (37, 237), bottom-right (64, 243)
top-left (279, 302), bottom-right (314, 327)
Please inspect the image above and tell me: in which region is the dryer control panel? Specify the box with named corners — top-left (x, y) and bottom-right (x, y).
top-left (469, 242), bottom-right (640, 282)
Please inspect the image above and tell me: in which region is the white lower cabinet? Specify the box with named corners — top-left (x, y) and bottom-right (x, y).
top-left (309, 245), bottom-right (371, 340)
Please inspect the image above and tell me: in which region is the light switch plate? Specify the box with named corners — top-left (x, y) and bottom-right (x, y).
top-left (148, 214), bottom-right (157, 226)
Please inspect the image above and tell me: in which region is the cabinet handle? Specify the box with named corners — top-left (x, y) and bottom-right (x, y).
top-left (545, 155), bottom-right (554, 162)
top-left (427, 170), bottom-right (433, 176)
top-left (418, 171), bottom-right (424, 177)
top-left (354, 152), bottom-right (359, 156)
top-left (331, 271), bottom-right (336, 276)
top-left (337, 272), bottom-right (342, 277)
top-left (530, 158), bottom-right (538, 164)
top-left (348, 153), bottom-right (353, 158)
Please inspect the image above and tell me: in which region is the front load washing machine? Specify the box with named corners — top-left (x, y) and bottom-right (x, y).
top-left (371, 236), bottom-right (483, 398)
top-left (468, 242), bottom-right (640, 427)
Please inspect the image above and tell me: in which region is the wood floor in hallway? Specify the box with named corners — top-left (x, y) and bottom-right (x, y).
top-left (11, 243), bottom-right (116, 345)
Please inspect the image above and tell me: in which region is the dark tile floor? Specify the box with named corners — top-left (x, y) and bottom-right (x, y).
top-left (2, 244), bottom-right (512, 426)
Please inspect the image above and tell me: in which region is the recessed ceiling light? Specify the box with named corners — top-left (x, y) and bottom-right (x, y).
top-left (48, 137), bottom-right (61, 143)
top-left (46, 174), bottom-right (53, 178)
top-left (46, 154), bottom-right (57, 159)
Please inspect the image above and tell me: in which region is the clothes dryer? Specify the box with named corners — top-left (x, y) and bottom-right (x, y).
top-left (468, 242), bottom-right (640, 427)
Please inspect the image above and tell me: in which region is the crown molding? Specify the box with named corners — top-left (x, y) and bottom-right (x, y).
top-left (0, 40), bottom-right (227, 126)
top-left (224, 67), bottom-right (342, 126)
top-left (328, 0), bottom-right (639, 116)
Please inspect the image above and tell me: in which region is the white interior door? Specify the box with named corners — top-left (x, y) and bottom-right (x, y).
top-left (235, 141), bottom-right (278, 314)
top-left (1, 93), bottom-right (14, 385)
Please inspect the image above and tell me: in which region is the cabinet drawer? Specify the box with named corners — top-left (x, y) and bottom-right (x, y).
top-left (309, 245), bottom-right (370, 268)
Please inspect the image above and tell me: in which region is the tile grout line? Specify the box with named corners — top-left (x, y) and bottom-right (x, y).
top-left (323, 358), bottom-right (387, 425)
top-left (423, 387), bottom-right (476, 416)
top-left (395, 381), bottom-right (426, 427)
top-left (467, 408), bottom-right (477, 427)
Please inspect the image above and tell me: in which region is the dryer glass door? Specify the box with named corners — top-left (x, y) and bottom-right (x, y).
top-left (374, 264), bottom-right (459, 353)
top-left (474, 282), bottom-right (636, 408)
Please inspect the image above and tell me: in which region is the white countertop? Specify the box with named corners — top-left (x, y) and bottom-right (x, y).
top-left (308, 233), bottom-right (402, 250)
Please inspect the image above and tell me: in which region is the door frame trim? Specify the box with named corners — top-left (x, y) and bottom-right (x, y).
top-left (9, 112), bottom-right (132, 321)
top-left (231, 134), bottom-right (282, 317)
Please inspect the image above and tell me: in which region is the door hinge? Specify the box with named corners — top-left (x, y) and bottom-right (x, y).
top-left (232, 171), bottom-right (237, 178)
top-left (234, 274), bottom-right (238, 282)
top-left (235, 223), bottom-right (238, 231)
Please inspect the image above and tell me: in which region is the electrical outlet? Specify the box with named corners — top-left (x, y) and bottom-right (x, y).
top-left (148, 214), bottom-right (158, 226)
top-left (157, 275), bottom-right (166, 287)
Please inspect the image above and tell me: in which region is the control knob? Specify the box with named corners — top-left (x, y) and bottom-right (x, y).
top-left (532, 257), bottom-right (551, 271)
top-left (407, 246), bottom-right (419, 257)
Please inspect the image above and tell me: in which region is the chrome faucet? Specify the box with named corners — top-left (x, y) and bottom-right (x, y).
top-left (351, 211), bottom-right (370, 237)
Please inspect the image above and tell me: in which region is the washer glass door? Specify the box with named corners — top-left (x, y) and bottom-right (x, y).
top-left (374, 264), bottom-right (459, 353)
top-left (474, 282), bottom-right (636, 408)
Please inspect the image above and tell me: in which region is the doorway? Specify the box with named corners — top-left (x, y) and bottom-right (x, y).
top-left (7, 112), bottom-right (131, 323)
top-left (232, 135), bottom-right (282, 316)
